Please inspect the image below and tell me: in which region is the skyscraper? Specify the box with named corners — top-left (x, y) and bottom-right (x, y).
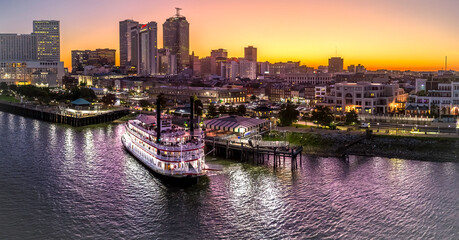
top-left (33, 20), bottom-right (60, 61)
top-left (119, 19), bottom-right (139, 70)
top-left (0, 34), bottom-right (37, 61)
top-left (328, 57), bottom-right (343, 73)
top-left (71, 50), bottom-right (91, 73)
top-left (244, 46), bottom-right (257, 62)
top-left (138, 22), bottom-right (158, 76)
top-left (163, 8), bottom-right (189, 71)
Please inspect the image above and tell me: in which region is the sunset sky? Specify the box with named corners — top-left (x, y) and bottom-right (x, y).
top-left (1, 0), bottom-right (458, 71)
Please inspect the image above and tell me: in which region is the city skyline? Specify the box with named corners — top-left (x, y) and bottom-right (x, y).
top-left (1, 0), bottom-right (458, 71)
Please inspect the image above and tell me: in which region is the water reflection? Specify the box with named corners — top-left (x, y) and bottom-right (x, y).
top-left (0, 111), bottom-right (458, 239)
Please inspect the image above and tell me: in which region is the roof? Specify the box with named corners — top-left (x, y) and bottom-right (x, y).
top-left (71, 98), bottom-right (91, 105)
top-left (204, 116), bottom-right (270, 132)
top-left (254, 106), bottom-right (273, 112)
top-left (137, 114), bottom-right (156, 125)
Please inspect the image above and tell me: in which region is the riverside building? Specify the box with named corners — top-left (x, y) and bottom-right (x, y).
top-left (320, 82), bottom-right (408, 114)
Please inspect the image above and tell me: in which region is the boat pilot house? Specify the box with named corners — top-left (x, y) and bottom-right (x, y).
top-left (203, 115), bottom-right (270, 138)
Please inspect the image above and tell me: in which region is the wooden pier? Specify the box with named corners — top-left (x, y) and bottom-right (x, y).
top-left (0, 101), bottom-right (129, 127)
top-left (205, 137), bottom-right (303, 170)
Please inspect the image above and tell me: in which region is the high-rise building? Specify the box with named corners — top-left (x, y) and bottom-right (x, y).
top-left (211, 49), bottom-right (228, 59)
top-left (348, 64), bottom-right (355, 72)
top-left (244, 46), bottom-right (257, 62)
top-left (130, 24), bottom-right (140, 72)
top-left (0, 34), bottom-right (37, 61)
top-left (33, 20), bottom-right (60, 61)
top-left (90, 48), bottom-right (116, 66)
top-left (163, 8), bottom-right (189, 71)
top-left (138, 22), bottom-right (158, 76)
top-left (119, 19), bottom-right (139, 70)
top-left (158, 48), bottom-right (176, 75)
top-left (356, 64), bottom-right (366, 73)
top-left (72, 49), bottom-right (116, 73)
top-left (239, 58), bottom-right (257, 80)
top-left (71, 50), bottom-right (91, 73)
top-left (328, 57), bottom-right (343, 73)
top-left (257, 61), bottom-right (269, 75)
top-left (189, 51), bottom-right (201, 76)
top-left (211, 49), bottom-right (228, 76)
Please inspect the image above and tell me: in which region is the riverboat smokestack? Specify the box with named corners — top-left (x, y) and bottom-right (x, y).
top-left (190, 96), bottom-right (194, 138)
top-left (156, 98), bottom-right (161, 143)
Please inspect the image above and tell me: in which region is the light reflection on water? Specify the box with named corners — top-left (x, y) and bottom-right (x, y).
top-left (0, 111), bottom-right (458, 239)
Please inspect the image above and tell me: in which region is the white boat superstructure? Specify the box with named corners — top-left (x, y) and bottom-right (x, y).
top-left (122, 114), bottom-right (207, 179)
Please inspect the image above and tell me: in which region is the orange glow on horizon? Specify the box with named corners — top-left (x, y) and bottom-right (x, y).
top-left (17, 0), bottom-right (454, 72)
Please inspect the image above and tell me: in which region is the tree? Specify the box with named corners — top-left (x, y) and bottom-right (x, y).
top-left (194, 98), bottom-right (203, 116)
top-left (250, 95), bottom-right (257, 102)
top-left (218, 105), bottom-right (227, 114)
top-left (345, 110), bottom-right (359, 125)
top-left (278, 103), bottom-right (300, 126)
top-left (228, 105), bottom-right (236, 115)
top-left (207, 103), bottom-right (218, 118)
top-left (430, 104), bottom-right (439, 118)
top-left (0, 82), bottom-right (8, 93)
top-left (237, 104), bottom-right (247, 116)
top-left (101, 93), bottom-right (117, 105)
top-left (416, 90), bottom-right (427, 96)
top-left (139, 99), bottom-right (150, 108)
top-left (311, 106), bottom-right (334, 127)
top-left (70, 87), bottom-right (97, 102)
top-left (157, 93), bottom-right (167, 109)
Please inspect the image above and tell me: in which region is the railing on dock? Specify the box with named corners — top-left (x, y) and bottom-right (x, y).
top-left (204, 136), bottom-right (303, 170)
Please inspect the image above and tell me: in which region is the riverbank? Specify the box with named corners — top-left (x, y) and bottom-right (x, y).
top-left (264, 130), bottom-right (458, 162)
top-left (0, 100), bottom-right (130, 127)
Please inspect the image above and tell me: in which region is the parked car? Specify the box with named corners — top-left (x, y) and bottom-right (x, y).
top-left (360, 123), bottom-right (370, 128)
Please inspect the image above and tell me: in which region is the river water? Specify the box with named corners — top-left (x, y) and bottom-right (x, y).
top-left (0, 111), bottom-right (458, 239)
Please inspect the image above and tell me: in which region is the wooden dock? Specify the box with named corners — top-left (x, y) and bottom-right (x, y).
top-left (0, 101), bottom-right (129, 127)
top-left (205, 137), bottom-right (303, 170)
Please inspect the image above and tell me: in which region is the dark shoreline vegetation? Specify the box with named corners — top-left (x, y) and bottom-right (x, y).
top-left (264, 131), bottom-right (459, 162)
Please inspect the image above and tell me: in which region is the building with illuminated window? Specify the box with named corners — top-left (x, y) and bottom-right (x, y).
top-left (320, 82), bottom-right (407, 114)
top-left (0, 34), bottom-right (37, 61)
top-left (158, 48), bottom-right (177, 75)
top-left (328, 57), bottom-right (343, 73)
top-left (119, 19), bottom-right (139, 71)
top-left (71, 49), bottom-right (116, 73)
top-left (0, 61), bottom-right (64, 87)
top-left (239, 59), bottom-right (256, 80)
top-left (163, 8), bottom-right (189, 71)
top-left (285, 73), bottom-right (332, 85)
top-left (244, 46), bottom-right (257, 62)
top-left (33, 20), bottom-right (60, 61)
top-left (150, 86), bottom-right (246, 103)
top-left (405, 78), bottom-right (459, 115)
top-left (134, 22), bottom-right (158, 76)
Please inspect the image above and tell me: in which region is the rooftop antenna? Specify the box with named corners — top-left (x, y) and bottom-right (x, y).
top-left (175, 7), bottom-right (182, 17)
top-left (445, 56), bottom-right (447, 71)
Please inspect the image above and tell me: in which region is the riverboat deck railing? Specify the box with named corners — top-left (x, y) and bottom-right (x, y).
top-left (127, 123), bottom-right (204, 152)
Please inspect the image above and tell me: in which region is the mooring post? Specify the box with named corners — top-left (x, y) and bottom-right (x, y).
top-left (240, 142), bottom-right (244, 161)
top-left (226, 140), bottom-right (229, 159)
top-left (300, 151), bottom-right (302, 167)
top-left (273, 148), bottom-right (277, 169)
top-left (213, 137), bottom-right (216, 156)
top-left (256, 145), bottom-right (259, 164)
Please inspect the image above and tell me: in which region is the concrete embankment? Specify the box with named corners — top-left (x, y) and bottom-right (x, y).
top-left (0, 101), bottom-right (129, 127)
